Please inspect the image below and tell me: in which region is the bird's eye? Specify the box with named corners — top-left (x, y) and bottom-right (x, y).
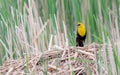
top-left (78, 24), bottom-right (81, 26)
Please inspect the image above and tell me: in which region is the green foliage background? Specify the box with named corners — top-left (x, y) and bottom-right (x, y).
top-left (0, 0), bottom-right (120, 74)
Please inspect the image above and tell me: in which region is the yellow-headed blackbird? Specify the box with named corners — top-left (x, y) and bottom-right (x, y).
top-left (76, 22), bottom-right (86, 47)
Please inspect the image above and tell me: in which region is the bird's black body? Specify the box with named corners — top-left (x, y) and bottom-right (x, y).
top-left (76, 32), bottom-right (86, 47)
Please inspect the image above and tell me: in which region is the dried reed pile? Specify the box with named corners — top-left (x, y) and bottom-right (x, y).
top-left (0, 43), bottom-right (101, 75)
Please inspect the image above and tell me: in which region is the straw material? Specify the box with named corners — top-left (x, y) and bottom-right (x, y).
top-left (0, 43), bottom-right (102, 75)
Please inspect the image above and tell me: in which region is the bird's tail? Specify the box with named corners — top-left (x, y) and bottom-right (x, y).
top-left (76, 41), bottom-right (84, 47)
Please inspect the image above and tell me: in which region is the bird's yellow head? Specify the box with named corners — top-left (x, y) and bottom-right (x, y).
top-left (77, 22), bottom-right (85, 29)
top-left (77, 22), bottom-right (86, 37)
